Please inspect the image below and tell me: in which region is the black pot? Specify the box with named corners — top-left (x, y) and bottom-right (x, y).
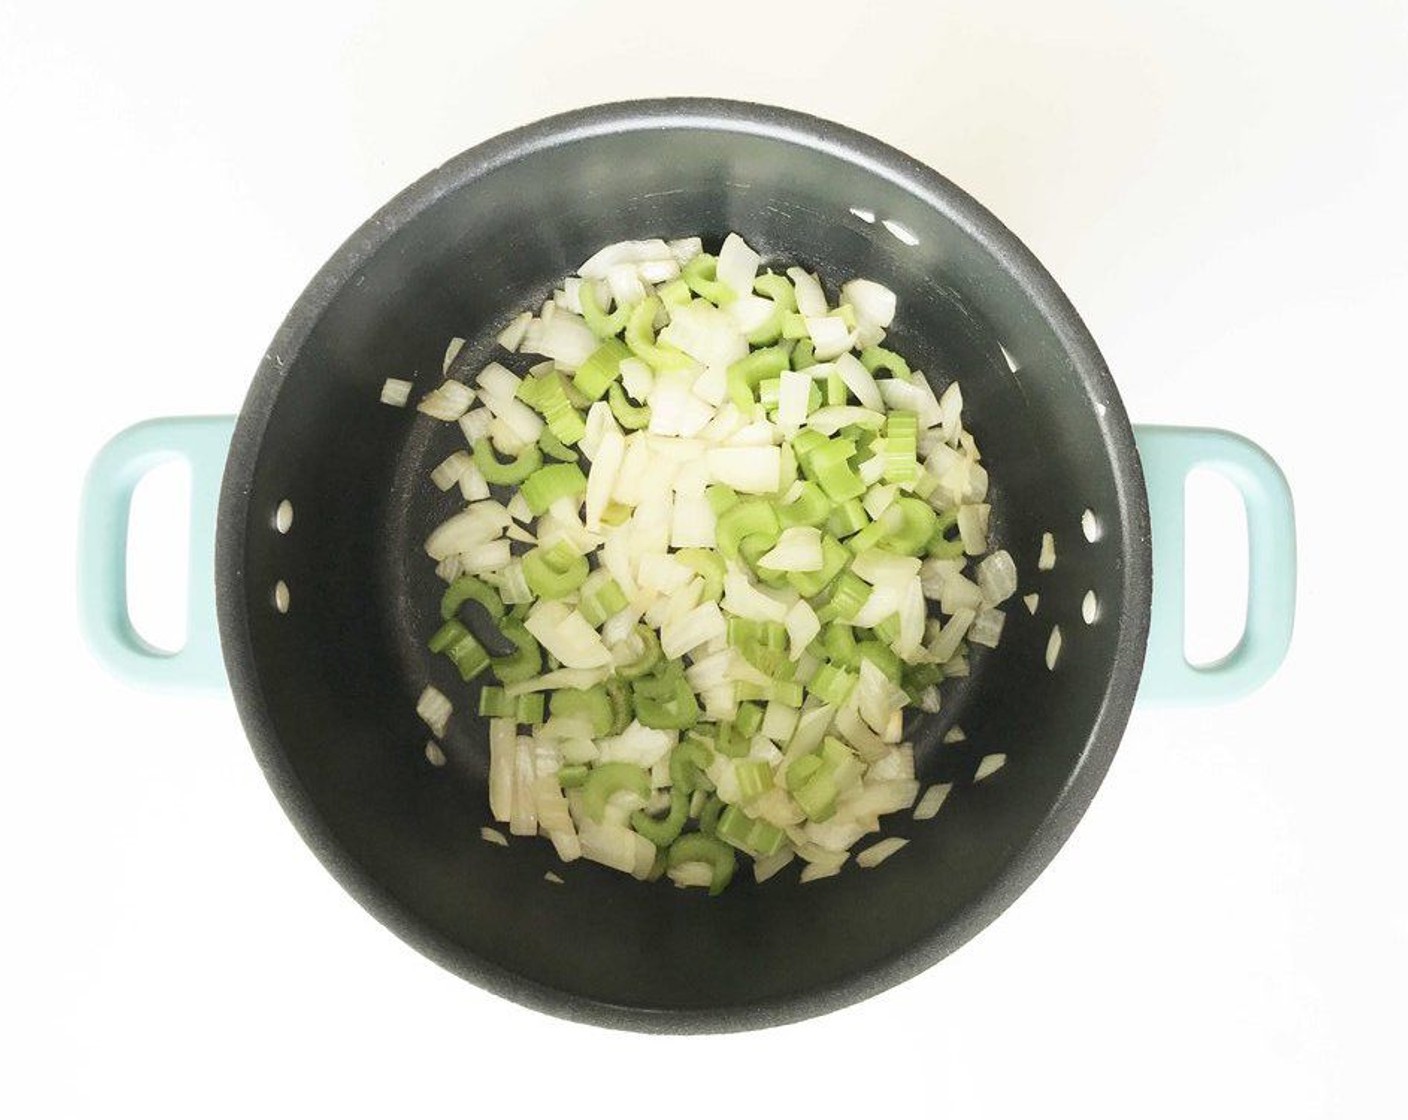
top-left (78, 99), bottom-right (1296, 1032)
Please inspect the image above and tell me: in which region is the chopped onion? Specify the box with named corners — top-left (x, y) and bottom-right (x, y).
top-left (805, 315), bottom-right (853, 361)
top-left (659, 300), bottom-right (747, 369)
top-left (834, 351), bottom-right (883, 410)
top-left (976, 549), bottom-right (1017, 604)
top-left (424, 502), bottom-right (511, 560)
top-left (480, 826), bottom-right (509, 847)
top-left (753, 848), bottom-right (795, 884)
top-left (525, 601), bottom-right (612, 668)
top-left (974, 753), bottom-right (1007, 782)
top-left (661, 601), bottom-right (726, 659)
top-left (606, 262), bottom-right (647, 307)
top-left (968, 607), bottom-right (1006, 648)
top-left (912, 783), bottom-right (951, 821)
top-left (806, 406), bottom-right (884, 436)
top-left (1045, 625), bottom-right (1062, 670)
top-left (957, 503), bottom-right (990, 554)
top-left (840, 279), bottom-right (896, 332)
top-left (775, 368), bottom-right (813, 430)
top-left (855, 836), bottom-right (908, 869)
top-left (722, 567), bottom-right (790, 623)
top-left (584, 427), bottom-right (625, 532)
top-left (928, 608), bottom-right (975, 663)
top-left (417, 379), bottom-right (474, 421)
top-left (458, 460), bottom-right (490, 501)
top-left (667, 237), bottom-right (703, 265)
top-left (380, 377), bottom-right (413, 407)
top-left (725, 293), bottom-right (777, 335)
top-left (784, 598), bottom-right (821, 660)
top-left (716, 233), bottom-right (761, 299)
top-left (430, 451), bottom-right (472, 491)
top-left (597, 721), bottom-right (677, 767)
top-left (619, 357), bottom-right (654, 403)
top-left (1024, 592), bottom-right (1040, 614)
top-left (521, 311), bottom-right (598, 370)
top-left (416, 685), bottom-right (452, 738)
top-left (579, 239), bottom-right (675, 278)
top-left (759, 526), bottom-right (823, 571)
top-left (497, 312), bottom-right (532, 352)
top-left (705, 446), bottom-right (782, 494)
top-left (943, 725), bottom-right (967, 744)
top-left (458, 406), bottom-right (493, 444)
top-left (1038, 531), bottom-right (1057, 571)
top-left (787, 267), bottom-right (828, 316)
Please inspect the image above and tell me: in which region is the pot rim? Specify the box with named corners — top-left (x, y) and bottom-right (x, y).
top-left (216, 97), bottom-right (1152, 1033)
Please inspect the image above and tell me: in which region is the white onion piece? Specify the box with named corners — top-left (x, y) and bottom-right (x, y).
top-left (974, 753), bottom-right (1007, 781)
top-left (554, 282), bottom-right (583, 314)
top-left (416, 686), bottom-right (453, 739)
top-left (759, 526), bottom-right (823, 571)
top-left (497, 312), bottom-right (532, 351)
top-left (856, 837), bottom-right (908, 869)
top-left (753, 848), bottom-right (796, 884)
top-left (943, 725), bottom-right (967, 744)
top-left (851, 549), bottom-right (921, 587)
top-left (661, 601), bottom-right (726, 659)
top-left (380, 378), bottom-right (412, 407)
top-left (458, 461), bottom-right (490, 501)
top-left (939, 382), bottom-right (964, 445)
top-left (957, 504), bottom-right (990, 554)
top-left (787, 267), bottom-right (828, 316)
top-left (480, 826), bottom-right (509, 847)
top-left (639, 258), bottom-right (680, 284)
top-left (1024, 592), bottom-right (1040, 615)
top-left (806, 406), bottom-right (884, 435)
top-left (619, 357), bottom-right (654, 403)
top-left (716, 232), bottom-right (761, 299)
top-left (667, 237), bottom-right (704, 265)
top-left (584, 427), bottom-right (625, 532)
top-left (722, 568), bottom-right (790, 623)
top-left (806, 315), bottom-right (853, 360)
top-left (424, 502), bottom-right (510, 560)
top-left (659, 300), bottom-right (747, 368)
top-left (1046, 625), bottom-right (1063, 670)
top-left (976, 549), bottom-right (1017, 604)
top-left (417, 379), bottom-right (475, 421)
top-left (912, 783), bottom-right (951, 821)
top-left (928, 608), bottom-right (975, 663)
top-left (834, 351), bottom-right (882, 410)
top-left (784, 598), bottom-right (821, 660)
top-left (525, 601), bottom-right (612, 668)
top-left (968, 607), bottom-right (1006, 648)
top-left (1038, 531), bottom-right (1057, 571)
top-left (579, 239), bottom-right (675, 278)
top-left (597, 721), bottom-right (677, 768)
top-left (776, 368), bottom-right (812, 430)
top-left (840, 278), bottom-right (896, 332)
top-left (606, 262), bottom-right (647, 308)
top-left (430, 451), bottom-right (472, 491)
top-left (725, 293), bottom-right (777, 335)
top-left (458, 407), bottom-right (493, 444)
top-left (521, 311), bottom-right (598, 370)
top-left (705, 446), bottom-right (782, 494)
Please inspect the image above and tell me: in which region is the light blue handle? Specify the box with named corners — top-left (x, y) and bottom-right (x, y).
top-left (78, 416), bottom-right (236, 690)
top-left (1134, 426), bottom-right (1295, 704)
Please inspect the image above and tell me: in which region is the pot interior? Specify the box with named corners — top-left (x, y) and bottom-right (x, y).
top-left (224, 105), bottom-right (1146, 1028)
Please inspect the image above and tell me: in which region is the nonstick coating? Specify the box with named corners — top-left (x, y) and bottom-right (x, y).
top-left (216, 99), bottom-right (1151, 1032)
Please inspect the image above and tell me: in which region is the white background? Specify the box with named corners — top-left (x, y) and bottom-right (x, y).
top-left (3, 1), bottom-right (1405, 1116)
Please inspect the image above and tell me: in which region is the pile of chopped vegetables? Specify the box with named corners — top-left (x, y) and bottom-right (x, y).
top-left (396, 234), bottom-right (1017, 893)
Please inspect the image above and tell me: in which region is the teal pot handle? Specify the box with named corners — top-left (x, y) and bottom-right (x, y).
top-left (1133, 426), bottom-right (1296, 704)
top-left (78, 416), bottom-right (236, 690)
